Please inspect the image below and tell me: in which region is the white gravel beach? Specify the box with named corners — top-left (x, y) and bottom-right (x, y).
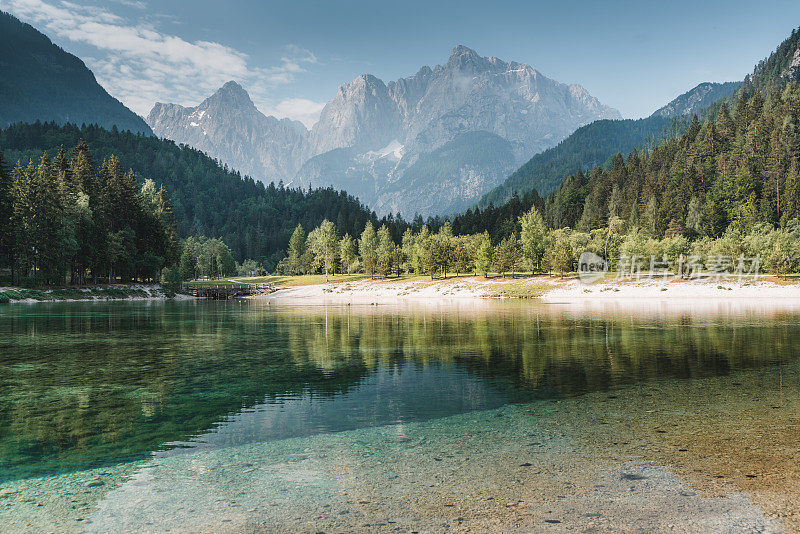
top-left (258, 275), bottom-right (800, 309)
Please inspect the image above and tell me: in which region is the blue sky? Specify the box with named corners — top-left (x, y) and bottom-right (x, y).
top-left (5, 0), bottom-right (800, 126)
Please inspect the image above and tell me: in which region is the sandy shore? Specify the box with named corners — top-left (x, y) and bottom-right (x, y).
top-left (258, 275), bottom-right (800, 308)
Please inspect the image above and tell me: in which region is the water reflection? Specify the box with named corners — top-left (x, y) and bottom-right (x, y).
top-left (0, 299), bottom-right (798, 482)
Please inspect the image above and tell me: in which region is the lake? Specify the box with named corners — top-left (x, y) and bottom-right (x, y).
top-left (1, 299), bottom-right (798, 532)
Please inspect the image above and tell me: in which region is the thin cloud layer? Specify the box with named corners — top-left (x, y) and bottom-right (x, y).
top-left (264, 99), bottom-right (327, 129)
top-left (5, 0), bottom-right (325, 126)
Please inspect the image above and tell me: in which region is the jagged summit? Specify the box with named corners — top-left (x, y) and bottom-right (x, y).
top-left (204, 80), bottom-right (256, 110)
top-left (446, 44), bottom-right (492, 71)
top-left (448, 44), bottom-right (481, 60)
top-left (148, 45), bottom-right (619, 216)
top-left (147, 80), bottom-right (307, 182)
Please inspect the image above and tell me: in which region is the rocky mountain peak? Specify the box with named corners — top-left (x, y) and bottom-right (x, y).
top-left (204, 80), bottom-right (256, 111)
top-left (446, 44), bottom-right (490, 71)
top-left (651, 81), bottom-right (740, 118)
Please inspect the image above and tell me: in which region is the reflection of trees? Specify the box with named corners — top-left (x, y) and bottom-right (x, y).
top-left (272, 304), bottom-right (797, 402)
top-left (0, 302), bottom-right (372, 481)
top-left (1, 301), bottom-right (797, 482)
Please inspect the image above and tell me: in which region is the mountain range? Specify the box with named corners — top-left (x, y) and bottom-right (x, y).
top-left (0, 12), bottom-right (151, 135)
top-left (147, 45), bottom-right (620, 216)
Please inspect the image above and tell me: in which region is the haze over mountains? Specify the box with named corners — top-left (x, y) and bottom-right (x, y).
top-left (478, 80), bottom-right (741, 207)
top-left (147, 45), bottom-right (620, 216)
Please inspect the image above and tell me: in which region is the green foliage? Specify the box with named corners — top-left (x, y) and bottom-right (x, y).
top-left (542, 228), bottom-right (574, 276)
top-left (542, 84), bottom-right (800, 243)
top-left (160, 266), bottom-right (183, 291)
top-left (308, 220), bottom-right (338, 279)
top-left (286, 224), bottom-right (309, 275)
top-left (475, 232), bottom-right (493, 277)
top-left (3, 142), bottom-right (177, 286)
top-left (452, 190), bottom-right (543, 241)
top-left (359, 223), bottom-right (378, 277)
top-left (0, 121), bottom-right (394, 271)
top-left (742, 27), bottom-right (800, 95)
top-left (376, 225), bottom-right (396, 278)
top-left (339, 234), bottom-right (357, 274)
top-left (177, 236), bottom-right (237, 280)
top-left (493, 234), bottom-right (521, 277)
top-left (520, 206), bottom-right (547, 272)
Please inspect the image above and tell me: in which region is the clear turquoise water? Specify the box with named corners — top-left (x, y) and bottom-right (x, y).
top-left (1, 299), bottom-right (797, 485)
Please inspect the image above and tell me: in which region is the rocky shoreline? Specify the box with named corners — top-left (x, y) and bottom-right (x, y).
top-left (0, 285), bottom-right (194, 304)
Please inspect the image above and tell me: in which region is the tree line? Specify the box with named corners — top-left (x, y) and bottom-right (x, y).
top-left (0, 142), bottom-right (178, 286)
top-left (0, 122), bottom-right (420, 271)
top-left (278, 208), bottom-right (546, 279)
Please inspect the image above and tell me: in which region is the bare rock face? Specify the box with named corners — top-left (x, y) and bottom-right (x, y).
top-left (783, 47), bottom-right (800, 82)
top-left (310, 74), bottom-right (402, 154)
top-left (148, 81), bottom-right (308, 183)
top-left (385, 45), bottom-right (619, 160)
top-left (148, 46), bottom-right (620, 216)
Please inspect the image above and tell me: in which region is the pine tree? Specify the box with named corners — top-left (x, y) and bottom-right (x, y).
top-left (475, 231), bottom-right (493, 277)
top-left (401, 228), bottom-right (415, 274)
top-left (308, 219), bottom-right (338, 281)
top-left (11, 161), bottom-right (35, 283)
top-left (493, 234), bottom-right (521, 277)
top-left (0, 151), bottom-right (12, 274)
top-left (414, 225), bottom-right (434, 277)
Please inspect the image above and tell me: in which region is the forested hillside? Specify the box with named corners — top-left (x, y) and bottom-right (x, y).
top-left (0, 122), bottom-right (395, 269)
top-left (478, 115), bottom-right (679, 206)
top-left (744, 27), bottom-right (800, 92)
top-left (479, 81), bottom-right (742, 208)
top-left (544, 31), bottom-right (800, 238)
top-left (0, 12), bottom-right (151, 134)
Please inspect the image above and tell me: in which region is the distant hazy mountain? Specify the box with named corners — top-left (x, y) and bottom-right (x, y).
top-left (479, 80), bottom-right (741, 207)
top-left (652, 82), bottom-right (740, 118)
top-left (148, 45), bottom-right (619, 216)
top-left (148, 82), bottom-right (308, 182)
top-left (0, 11), bottom-right (151, 135)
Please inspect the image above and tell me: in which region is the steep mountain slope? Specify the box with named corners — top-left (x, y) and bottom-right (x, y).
top-left (148, 82), bottom-right (308, 183)
top-left (148, 45), bottom-right (618, 216)
top-left (745, 27), bottom-right (800, 91)
top-left (0, 11), bottom-right (151, 134)
top-left (479, 81), bottom-right (740, 207)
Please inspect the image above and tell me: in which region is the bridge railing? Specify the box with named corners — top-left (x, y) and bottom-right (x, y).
top-left (181, 282), bottom-right (275, 297)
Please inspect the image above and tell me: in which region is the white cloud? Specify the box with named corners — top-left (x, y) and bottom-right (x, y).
top-left (4, 0), bottom-right (321, 123)
top-left (265, 98), bottom-right (326, 129)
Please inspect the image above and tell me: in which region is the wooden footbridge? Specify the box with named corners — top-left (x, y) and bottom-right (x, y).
top-left (182, 282), bottom-right (275, 299)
